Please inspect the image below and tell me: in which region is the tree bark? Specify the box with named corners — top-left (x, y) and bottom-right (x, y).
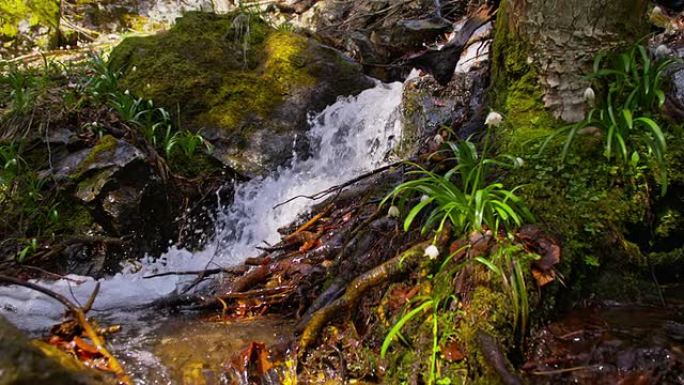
top-left (492, 0), bottom-right (649, 122)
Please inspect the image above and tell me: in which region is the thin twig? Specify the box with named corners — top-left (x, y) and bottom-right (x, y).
top-left (284, 204), bottom-right (334, 242)
top-left (273, 160), bottom-right (403, 209)
top-left (143, 266), bottom-right (246, 279)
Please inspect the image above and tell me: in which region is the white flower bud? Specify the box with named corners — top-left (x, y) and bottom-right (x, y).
top-left (514, 157), bottom-right (525, 167)
top-left (485, 111), bottom-right (503, 127)
top-left (433, 134), bottom-right (444, 145)
top-left (420, 195), bottom-right (430, 202)
top-left (387, 205), bottom-right (400, 218)
top-left (131, 65), bottom-right (137, 72)
top-left (583, 87), bottom-right (595, 104)
top-left (124, 89), bottom-right (130, 95)
top-left (424, 245), bottom-right (440, 260)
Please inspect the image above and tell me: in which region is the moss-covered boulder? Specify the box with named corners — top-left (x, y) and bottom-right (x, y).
top-left (109, 11), bottom-right (373, 176)
top-left (0, 315), bottom-right (112, 385)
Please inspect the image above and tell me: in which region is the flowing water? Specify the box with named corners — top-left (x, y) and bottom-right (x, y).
top-left (0, 78), bottom-right (406, 383)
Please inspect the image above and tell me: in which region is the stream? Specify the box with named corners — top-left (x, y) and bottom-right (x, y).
top-left (0, 77), bottom-right (406, 384)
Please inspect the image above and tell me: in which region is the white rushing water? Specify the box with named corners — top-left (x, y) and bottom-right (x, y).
top-left (0, 79), bottom-right (405, 331)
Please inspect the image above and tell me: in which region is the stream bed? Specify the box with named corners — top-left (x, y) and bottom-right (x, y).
top-left (525, 286), bottom-right (684, 385)
top-left (0, 76), bottom-right (406, 383)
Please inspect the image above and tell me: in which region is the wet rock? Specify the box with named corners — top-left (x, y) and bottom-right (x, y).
top-left (290, 0), bottom-right (442, 80)
top-left (665, 64), bottom-right (684, 121)
top-left (279, 0), bottom-right (487, 81)
top-left (0, 315), bottom-right (110, 385)
top-left (75, 168), bottom-right (119, 203)
top-left (401, 65), bottom-right (490, 156)
top-left (109, 12), bottom-right (373, 176)
top-left (38, 135), bottom-right (177, 276)
top-left (523, 304), bottom-right (684, 385)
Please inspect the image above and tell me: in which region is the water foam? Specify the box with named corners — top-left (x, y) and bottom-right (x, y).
top-left (0, 79), bottom-right (405, 331)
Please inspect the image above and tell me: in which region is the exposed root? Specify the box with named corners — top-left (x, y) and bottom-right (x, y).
top-left (296, 227), bottom-right (451, 355)
top-left (476, 330), bottom-right (523, 385)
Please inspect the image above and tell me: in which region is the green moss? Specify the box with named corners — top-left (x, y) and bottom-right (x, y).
top-left (168, 151), bottom-right (221, 178)
top-left (59, 203), bottom-right (93, 232)
top-left (74, 134), bottom-right (118, 178)
top-left (489, 0), bottom-right (556, 154)
top-left (108, 12), bottom-right (330, 135)
top-left (0, 0), bottom-right (60, 40)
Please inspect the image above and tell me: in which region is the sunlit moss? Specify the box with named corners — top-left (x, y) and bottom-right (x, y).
top-left (108, 11), bottom-right (340, 136)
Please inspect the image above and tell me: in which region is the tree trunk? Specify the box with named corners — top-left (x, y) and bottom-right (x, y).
top-left (492, 0), bottom-right (649, 122)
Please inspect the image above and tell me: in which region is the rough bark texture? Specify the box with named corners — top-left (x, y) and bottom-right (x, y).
top-left (496, 0), bottom-right (649, 122)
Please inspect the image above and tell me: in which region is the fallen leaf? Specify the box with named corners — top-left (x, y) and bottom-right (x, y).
top-left (441, 341), bottom-right (465, 362)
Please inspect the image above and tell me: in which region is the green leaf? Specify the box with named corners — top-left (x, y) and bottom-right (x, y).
top-left (381, 300), bottom-right (434, 358)
top-left (403, 196), bottom-right (434, 232)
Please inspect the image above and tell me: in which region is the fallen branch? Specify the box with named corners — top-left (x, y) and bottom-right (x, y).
top-left (297, 227), bottom-right (451, 354)
top-left (0, 274), bottom-right (132, 385)
top-left (143, 265), bottom-right (247, 279)
top-left (273, 161), bottom-right (404, 209)
top-left (219, 285), bottom-right (294, 300)
top-left (283, 204), bottom-right (334, 242)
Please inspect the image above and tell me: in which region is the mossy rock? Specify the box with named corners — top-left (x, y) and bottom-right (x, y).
top-left (109, 11), bottom-right (373, 176)
top-left (0, 315), bottom-right (112, 385)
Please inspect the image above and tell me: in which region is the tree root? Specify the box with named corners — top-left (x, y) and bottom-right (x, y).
top-left (0, 274), bottom-right (132, 385)
top-left (296, 227), bottom-right (451, 355)
top-left (476, 330), bottom-right (523, 385)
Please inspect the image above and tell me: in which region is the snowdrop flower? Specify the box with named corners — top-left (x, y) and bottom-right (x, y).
top-left (424, 244), bottom-right (440, 260)
top-left (420, 195), bottom-right (430, 203)
top-left (583, 87), bottom-right (595, 104)
top-left (18, 20), bottom-right (29, 34)
top-left (124, 89), bottom-right (130, 95)
top-left (433, 134), bottom-right (444, 145)
top-left (652, 5), bottom-right (663, 16)
top-left (387, 205), bottom-right (400, 218)
top-left (514, 157), bottom-right (525, 167)
top-left (656, 44), bottom-right (671, 58)
top-left (485, 111), bottom-right (503, 127)
top-left (131, 65), bottom-right (137, 72)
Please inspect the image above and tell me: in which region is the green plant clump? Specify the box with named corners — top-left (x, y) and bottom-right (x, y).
top-left (543, 44), bottom-right (676, 193)
top-left (383, 138), bottom-right (533, 238)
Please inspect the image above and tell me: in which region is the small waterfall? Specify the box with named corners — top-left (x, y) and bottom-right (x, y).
top-left (0, 79), bottom-right (405, 331)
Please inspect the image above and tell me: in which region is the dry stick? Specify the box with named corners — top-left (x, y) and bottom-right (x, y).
top-left (297, 227), bottom-right (451, 355)
top-left (273, 160), bottom-right (403, 209)
top-left (218, 285), bottom-right (293, 300)
top-left (0, 275), bottom-right (132, 385)
top-left (283, 204), bottom-right (334, 242)
top-left (142, 266), bottom-right (246, 279)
